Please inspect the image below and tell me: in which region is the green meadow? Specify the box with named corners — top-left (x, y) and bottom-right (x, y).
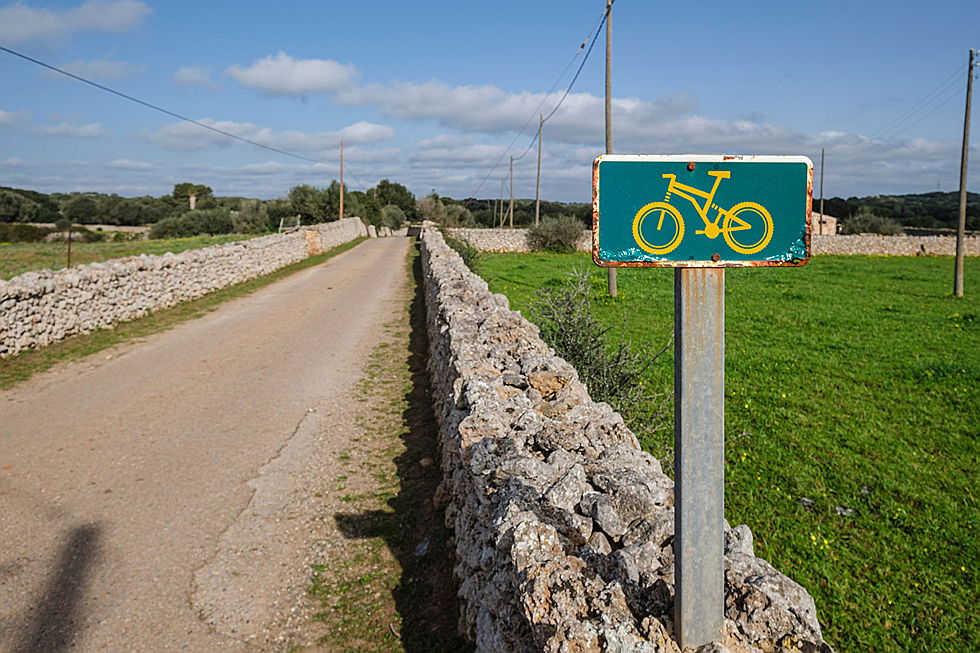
top-left (0, 234), bottom-right (257, 281)
top-left (476, 253), bottom-right (978, 652)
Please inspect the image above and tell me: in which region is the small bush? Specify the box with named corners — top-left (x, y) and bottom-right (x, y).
top-left (527, 215), bottom-right (585, 253)
top-left (0, 222), bottom-right (54, 242)
top-left (530, 269), bottom-right (671, 455)
top-left (442, 231), bottom-right (482, 270)
top-left (149, 208), bottom-right (233, 239)
top-left (841, 207), bottom-right (903, 235)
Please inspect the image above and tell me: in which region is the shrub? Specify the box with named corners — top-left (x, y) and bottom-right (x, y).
top-left (381, 204), bottom-right (406, 229)
top-left (149, 208), bottom-right (233, 239)
top-left (0, 222), bottom-right (54, 242)
top-left (529, 269), bottom-right (672, 456)
top-left (442, 231), bottom-right (481, 270)
top-left (841, 207), bottom-right (903, 235)
top-left (527, 215), bottom-right (586, 253)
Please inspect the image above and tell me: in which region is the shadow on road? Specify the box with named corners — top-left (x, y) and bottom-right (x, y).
top-left (13, 522), bottom-right (102, 653)
top-left (335, 241), bottom-right (471, 652)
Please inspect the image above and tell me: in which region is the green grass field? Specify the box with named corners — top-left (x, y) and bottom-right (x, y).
top-left (476, 252), bottom-right (978, 652)
top-left (0, 234), bottom-right (258, 281)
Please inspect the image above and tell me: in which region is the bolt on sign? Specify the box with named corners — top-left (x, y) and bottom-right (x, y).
top-left (591, 153), bottom-right (812, 649)
top-left (592, 154), bottom-right (813, 267)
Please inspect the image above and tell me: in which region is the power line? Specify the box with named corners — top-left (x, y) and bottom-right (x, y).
top-left (0, 45), bottom-right (346, 169)
top-left (472, 3), bottom-right (611, 196)
top-left (865, 62), bottom-right (965, 143)
top-left (509, 4), bottom-right (611, 166)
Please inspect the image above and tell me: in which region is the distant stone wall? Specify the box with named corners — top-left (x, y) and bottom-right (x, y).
top-left (812, 234), bottom-right (980, 256)
top-left (447, 228), bottom-right (980, 256)
top-left (420, 228), bottom-right (833, 652)
top-left (0, 218), bottom-right (368, 358)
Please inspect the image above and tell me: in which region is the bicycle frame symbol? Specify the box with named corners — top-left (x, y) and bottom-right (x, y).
top-left (631, 171), bottom-right (774, 256)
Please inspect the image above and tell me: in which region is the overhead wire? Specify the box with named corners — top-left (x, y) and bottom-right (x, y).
top-left (862, 62), bottom-right (965, 146)
top-left (0, 44), bottom-right (357, 176)
top-left (472, 2), bottom-right (612, 196)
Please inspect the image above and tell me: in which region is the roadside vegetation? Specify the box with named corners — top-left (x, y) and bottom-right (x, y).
top-left (0, 238), bottom-right (365, 390)
top-left (476, 252), bottom-right (978, 652)
top-left (306, 244), bottom-right (467, 652)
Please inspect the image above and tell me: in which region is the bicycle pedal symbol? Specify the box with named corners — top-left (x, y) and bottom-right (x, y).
top-left (632, 171), bottom-right (774, 255)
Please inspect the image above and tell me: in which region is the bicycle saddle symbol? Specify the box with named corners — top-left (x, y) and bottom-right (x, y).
top-left (632, 171), bottom-right (774, 255)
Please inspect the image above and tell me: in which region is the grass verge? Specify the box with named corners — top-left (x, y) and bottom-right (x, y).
top-left (307, 241), bottom-right (468, 652)
top-left (0, 234), bottom-right (261, 280)
top-left (0, 237), bottom-right (365, 390)
top-left (476, 252), bottom-right (978, 653)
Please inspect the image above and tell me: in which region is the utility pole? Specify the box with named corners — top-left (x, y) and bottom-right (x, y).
top-left (819, 148), bottom-right (825, 234)
top-left (508, 155), bottom-right (515, 229)
top-left (955, 48), bottom-right (976, 297)
top-left (605, 0), bottom-right (617, 297)
top-left (499, 178), bottom-right (505, 228)
top-left (535, 113), bottom-right (543, 226)
top-left (339, 139), bottom-right (345, 222)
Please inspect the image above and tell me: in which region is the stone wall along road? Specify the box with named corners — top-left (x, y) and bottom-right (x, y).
top-left (420, 228), bottom-right (834, 652)
top-left (0, 218), bottom-right (368, 357)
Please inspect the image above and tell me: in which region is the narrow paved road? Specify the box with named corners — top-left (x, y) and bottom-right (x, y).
top-left (0, 237), bottom-right (411, 652)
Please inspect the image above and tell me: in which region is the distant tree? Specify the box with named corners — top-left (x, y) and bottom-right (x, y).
top-left (371, 179), bottom-right (415, 219)
top-left (380, 204), bottom-right (406, 229)
top-left (265, 198), bottom-right (296, 230)
top-left (63, 195), bottom-right (99, 224)
top-left (172, 182), bottom-right (213, 210)
top-left (840, 207), bottom-right (903, 235)
top-left (149, 207), bottom-right (233, 239)
top-left (0, 189), bottom-right (40, 222)
top-left (288, 184), bottom-right (332, 223)
top-left (416, 194), bottom-right (447, 223)
top-left (231, 199), bottom-right (269, 234)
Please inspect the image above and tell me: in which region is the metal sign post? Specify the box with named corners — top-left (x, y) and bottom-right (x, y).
top-left (674, 266), bottom-right (725, 647)
top-left (592, 154), bottom-right (812, 649)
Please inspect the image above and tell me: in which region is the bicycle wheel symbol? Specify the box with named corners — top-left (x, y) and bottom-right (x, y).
top-left (723, 202), bottom-right (774, 255)
top-left (632, 202), bottom-right (685, 255)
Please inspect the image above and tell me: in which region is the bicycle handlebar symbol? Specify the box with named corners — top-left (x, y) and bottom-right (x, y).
top-left (631, 171), bottom-right (774, 256)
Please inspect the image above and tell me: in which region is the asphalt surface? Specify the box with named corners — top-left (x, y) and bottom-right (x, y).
top-left (0, 237), bottom-right (411, 652)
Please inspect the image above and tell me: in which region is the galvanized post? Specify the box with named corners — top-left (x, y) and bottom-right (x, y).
top-left (674, 267), bottom-right (725, 649)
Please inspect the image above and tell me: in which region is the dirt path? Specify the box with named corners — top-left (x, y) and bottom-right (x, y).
top-left (0, 237), bottom-right (415, 651)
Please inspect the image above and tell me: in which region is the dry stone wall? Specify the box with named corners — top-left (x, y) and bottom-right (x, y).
top-left (447, 227), bottom-right (979, 256)
top-left (421, 228), bottom-right (833, 653)
top-left (0, 218), bottom-right (368, 357)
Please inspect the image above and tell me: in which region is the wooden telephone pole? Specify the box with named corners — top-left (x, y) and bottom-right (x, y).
top-left (954, 48), bottom-right (976, 297)
top-left (605, 0), bottom-right (617, 297)
top-left (508, 155), bottom-right (515, 229)
top-left (339, 139), bottom-right (345, 222)
top-left (535, 114), bottom-right (543, 226)
top-left (499, 178), bottom-right (505, 228)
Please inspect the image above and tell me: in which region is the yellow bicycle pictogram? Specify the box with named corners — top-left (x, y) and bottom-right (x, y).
top-left (632, 171), bottom-right (774, 256)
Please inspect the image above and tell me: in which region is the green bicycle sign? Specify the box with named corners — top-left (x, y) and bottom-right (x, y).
top-left (593, 154), bottom-right (813, 267)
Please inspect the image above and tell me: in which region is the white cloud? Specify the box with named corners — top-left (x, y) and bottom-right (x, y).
top-left (0, 108), bottom-right (28, 124)
top-left (144, 118), bottom-right (393, 153)
top-left (108, 158), bottom-right (152, 170)
top-left (335, 120), bottom-right (395, 144)
top-left (0, 156), bottom-right (27, 166)
top-left (0, 0), bottom-right (151, 44)
top-left (39, 121), bottom-right (107, 137)
top-left (226, 52), bottom-right (357, 96)
top-left (173, 65), bottom-right (218, 89)
top-left (52, 57), bottom-right (143, 81)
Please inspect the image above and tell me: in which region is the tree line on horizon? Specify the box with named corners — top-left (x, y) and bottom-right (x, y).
top-left (0, 181), bottom-right (976, 242)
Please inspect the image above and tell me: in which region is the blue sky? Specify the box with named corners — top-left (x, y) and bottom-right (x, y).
top-left (0, 0), bottom-right (978, 203)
